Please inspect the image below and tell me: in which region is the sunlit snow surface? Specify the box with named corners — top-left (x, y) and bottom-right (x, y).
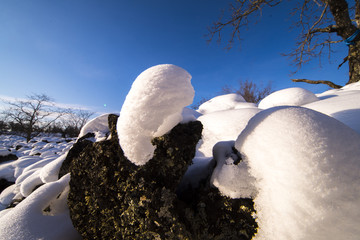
top-left (0, 68), bottom-right (360, 239)
top-left (258, 87), bottom-right (319, 109)
top-left (117, 64), bottom-right (194, 165)
top-left (78, 113), bottom-right (113, 142)
top-left (195, 82), bottom-right (360, 239)
top-left (197, 93), bottom-right (255, 114)
top-left (235, 106), bottom-right (360, 239)
top-left (0, 135), bottom-right (80, 240)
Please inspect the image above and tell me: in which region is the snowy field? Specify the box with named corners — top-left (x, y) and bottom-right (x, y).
top-left (0, 64), bottom-right (360, 239)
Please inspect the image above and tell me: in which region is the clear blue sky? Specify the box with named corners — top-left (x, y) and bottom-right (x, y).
top-left (0, 0), bottom-right (350, 114)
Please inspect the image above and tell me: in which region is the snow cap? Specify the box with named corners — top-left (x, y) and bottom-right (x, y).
top-left (198, 93), bottom-right (253, 114)
top-left (258, 87), bottom-right (319, 109)
top-left (117, 64), bottom-right (194, 165)
top-left (235, 106), bottom-right (360, 239)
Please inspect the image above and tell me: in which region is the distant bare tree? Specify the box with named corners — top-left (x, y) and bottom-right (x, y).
top-left (1, 94), bottom-right (65, 142)
top-left (222, 80), bottom-right (272, 103)
top-left (59, 109), bottom-right (94, 137)
top-left (208, 0), bottom-right (360, 88)
top-left (0, 120), bottom-right (9, 134)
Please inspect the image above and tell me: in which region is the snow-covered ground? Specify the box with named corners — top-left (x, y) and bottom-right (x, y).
top-left (0, 64), bottom-right (360, 240)
top-left (0, 135), bottom-right (80, 239)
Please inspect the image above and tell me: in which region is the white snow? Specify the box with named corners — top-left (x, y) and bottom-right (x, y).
top-left (0, 174), bottom-right (81, 240)
top-left (78, 113), bottom-right (114, 142)
top-left (1, 65), bottom-right (360, 239)
top-left (0, 149), bottom-right (11, 157)
top-left (235, 106), bottom-right (360, 240)
top-left (210, 141), bottom-right (256, 199)
top-left (0, 135), bottom-right (77, 238)
top-left (40, 154), bottom-right (68, 183)
top-left (305, 84), bottom-right (360, 134)
top-left (198, 93), bottom-right (256, 114)
top-left (258, 87), bottom-right (319, 109)
top-left (196, 108), bottom-right (261, 157)
top-left (117, 64), bottom-right (194, 165)
top-left (181, 107), bottom-right (201, 123)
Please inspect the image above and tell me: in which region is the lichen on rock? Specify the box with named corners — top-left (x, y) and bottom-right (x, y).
top-left (67, 114), bottom-right (257, 239)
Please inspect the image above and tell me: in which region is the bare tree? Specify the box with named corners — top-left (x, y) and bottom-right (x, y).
top-left (0, 120), bottom-right (8, 134)
top-left (222, 80), bottom-right (272, 103)
top-left (208, 0), bottom-right (360, 88)
top-left (1, 94), bottom-right (65, 142)
top-left (59, 109), bottom-right (94, 137)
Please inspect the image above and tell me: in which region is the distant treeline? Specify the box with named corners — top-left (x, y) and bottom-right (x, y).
top-left (1, 94), bottom-right (94, 141)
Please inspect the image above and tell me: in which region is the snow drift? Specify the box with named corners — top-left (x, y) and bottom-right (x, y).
top-left (198, 93), bottom-right (256, 114)
top-left (235, 106), bottom-right (360, 240)
top-left (1, 66), bottom-right (360, 239)
top-left (117, 64), bottom-right (194, 165)
top-left (258, 87), bottom-right (319, 109)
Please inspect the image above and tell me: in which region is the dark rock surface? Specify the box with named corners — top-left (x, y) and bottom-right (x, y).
top-left (0, 152), bottom-right (18, 164)
top-left (59, 113), bottom-right (119, 179)
top-left (58, 132), bottom-right (95, 179)
top-left (0, 179), bottom-right (14, 194)
top-left (67, 115), bottom-right (257, 239)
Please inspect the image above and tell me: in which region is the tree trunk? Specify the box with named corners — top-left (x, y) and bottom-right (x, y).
top-left (348, 42), bottom-right (360, 84)
top-left (26, 128), bottom-right (32, 143)
top-left (327, 0), bottom-right (360, 85)
top-left (347, 0), bottom-right (360, 84)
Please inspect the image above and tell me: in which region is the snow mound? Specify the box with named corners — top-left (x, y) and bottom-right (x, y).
top-left (235, 106), bottom-right (360, 240)
top-left (258, 87), bottom-right (319, 109)
top-left (0, 149), bottom-right (11, 157)
top-left (196, 108), bottom-right (261, 157)
top-left (0, 174), bottom-right (81, 240)
top-left (117, 64), bottom-right (194, 165)
top-left (181, 107), bottom-right (201, 123)
top-left (210, 141), bottom-right (256, 199)
top-left (198, 93), bottom-right (255, 114)
top-left (341, 81), bottom-right (360, 90)
top-left (78, 113), bottom-right (114, 142)
top-left (305, 86), bottom-right (360, 134)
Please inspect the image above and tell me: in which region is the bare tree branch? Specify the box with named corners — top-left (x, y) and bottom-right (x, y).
top-left (338, 55), bottom-right (349, 69)
top-left (207, 0), bottom-right (282, 49)
top-left (208, 0), bottom-right (360, 87)
top-left (309, 25), bottom-right (338, 34)
top-left (291, 78), bottom-right (342, 88)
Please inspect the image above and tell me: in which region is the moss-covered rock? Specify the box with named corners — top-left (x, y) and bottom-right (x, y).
top-left (67, 115), bottom-right (256, 239)
top-left (0, 152), bottom-right (18, 164)
top-left (0, 179), bottom-right (14, 194)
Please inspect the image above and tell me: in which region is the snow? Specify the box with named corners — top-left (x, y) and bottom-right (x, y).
top-left (235, 106), bottom-right (360, 239)
top-left (210, 141), bottom-right (256, 199)
top-left (117, 64), bottom-right (194, 165)
top-left (0, 149), bottom-right (11, 157)
top-left (305, 85), bottom-right (360, 134)
top-left (78, 113), bottom-right (114, 142)
top-left (181, 107), bottom-right (201, 123)
top-left (258, 87), bottom-right (319, 109)
top-left (198, 93), bottom-right (256, 114)
top-left (40, 154), bottom-right (68, 183)
top-left (0, 174), bottom-right (81, 240)
top-left (196, 108), bottom-right (261, 157)
top-left (0, 135), bottom-right (77, 238)
top-left (1, 65), bottom-right (360, 239)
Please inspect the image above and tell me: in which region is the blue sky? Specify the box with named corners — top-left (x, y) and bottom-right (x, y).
top-left (0, 0), bottom-right (350, 114)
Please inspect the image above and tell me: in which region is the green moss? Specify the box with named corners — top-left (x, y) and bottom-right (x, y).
top-left (67, 115), bottom-right (257, 239)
